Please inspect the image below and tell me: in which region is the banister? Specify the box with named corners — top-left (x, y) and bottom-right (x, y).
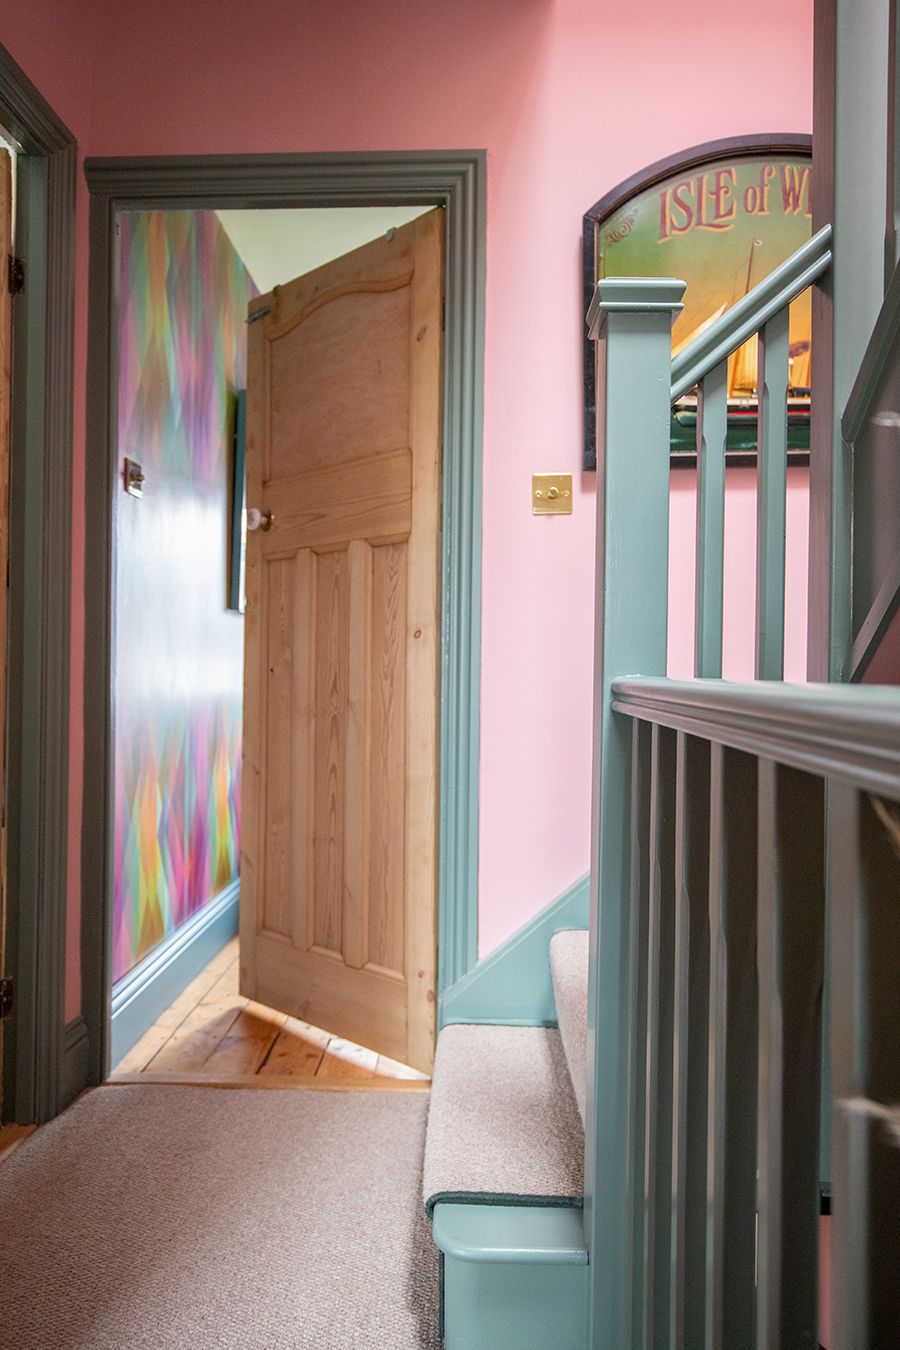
top-left (669, 224), bottom-right (833, 401)
top-left (841, 251), bottom-right (900, 444)
top-left (611, 676), bottom-right (900, 799)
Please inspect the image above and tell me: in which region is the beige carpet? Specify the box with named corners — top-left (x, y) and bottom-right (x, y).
top-left (422, 1024), bottom-right (583, 1214)
top-left (549, 931), bottom-right (589, 1126)
top-left (0, 1085), bottom-right (438, 1349)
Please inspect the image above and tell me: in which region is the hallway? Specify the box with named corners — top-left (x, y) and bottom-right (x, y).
top-left (0, 1083), bottom-right (438, 1348)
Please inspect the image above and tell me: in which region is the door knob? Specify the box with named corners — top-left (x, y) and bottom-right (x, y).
top-left (247, 507), bottom-right (273, 532)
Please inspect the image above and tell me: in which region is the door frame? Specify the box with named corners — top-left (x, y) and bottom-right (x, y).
top-left (82, 151), bottom-right (486, 1083)
top-left (0, 45), bottom-right (75, 1125)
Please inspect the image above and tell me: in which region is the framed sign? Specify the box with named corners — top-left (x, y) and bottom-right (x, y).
top-left (583, 134), bottom-right (813, 469)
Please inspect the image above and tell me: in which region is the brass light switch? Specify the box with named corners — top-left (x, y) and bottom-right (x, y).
top-left (532, 472), bottom-right (573, 515)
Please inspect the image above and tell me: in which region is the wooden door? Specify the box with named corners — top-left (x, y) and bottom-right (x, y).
top-left (0, 151), bottom-right (13, 1106)
top-left (240, 210), bottom-right (443, 1074)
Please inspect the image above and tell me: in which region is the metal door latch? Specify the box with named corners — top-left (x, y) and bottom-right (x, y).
top-left (124, 458), bottom-right (145, 498)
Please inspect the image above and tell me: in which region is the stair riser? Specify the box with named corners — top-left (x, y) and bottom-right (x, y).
top-left (442, 1258), bottom-right (587, 1350)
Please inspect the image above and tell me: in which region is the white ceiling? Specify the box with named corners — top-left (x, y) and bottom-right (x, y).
top-left (215, 206), bottom-right (433, 294)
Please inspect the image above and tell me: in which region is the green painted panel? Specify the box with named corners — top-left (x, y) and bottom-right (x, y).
top-left (0, 46), bottom-right (76, 1126)
top-left (585, 278), bottom-right (685, 1350)
top-left (439, 873), bottom-right (588, 1027)
top-left (435, 1204), bottom-right (588, 1350)
top-left (433, 1202), bottom-right (588, 1266)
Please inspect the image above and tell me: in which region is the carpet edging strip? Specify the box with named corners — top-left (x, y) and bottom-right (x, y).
top-left (425, 1191), bottom-right (584, 1218)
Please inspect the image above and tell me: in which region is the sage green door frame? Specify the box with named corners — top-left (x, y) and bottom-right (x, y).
top-left (82, 151), bottom-right (485, 1083)
top-left (0, 45), bottom-right (75, 1126)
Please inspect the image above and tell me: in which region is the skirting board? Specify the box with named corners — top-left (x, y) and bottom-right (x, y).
top-left (439, 874), bottom-right (589, 1028)
top-left (59, 1015), bottom-right (90, 1109)
top-left (110, 880), bottom-right (240, 1069)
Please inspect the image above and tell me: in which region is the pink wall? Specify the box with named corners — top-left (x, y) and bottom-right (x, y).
top-left (668, 468), bottom-right (810, 682)
top-left (6, 0), bottom-right (814, 1001)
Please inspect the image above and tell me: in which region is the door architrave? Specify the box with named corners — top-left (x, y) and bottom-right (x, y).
top-left (0, 44), bottom-right (75, 1126)
top-left (82, 151), bottom-right (486, 1085)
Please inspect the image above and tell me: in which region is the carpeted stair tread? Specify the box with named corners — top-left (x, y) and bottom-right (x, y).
top-left (423, 1024), bottom-right (583, 1214)
top-left (550, 929), bottom-right (589, 1126)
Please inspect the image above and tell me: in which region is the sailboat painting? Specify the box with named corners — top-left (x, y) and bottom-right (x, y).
top-left (583, 142), bottom-right (813, 466)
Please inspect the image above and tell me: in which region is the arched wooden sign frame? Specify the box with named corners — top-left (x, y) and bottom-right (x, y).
top-left (583, 133), bottom-right (813, 470)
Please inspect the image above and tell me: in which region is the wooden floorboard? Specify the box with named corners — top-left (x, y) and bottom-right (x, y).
top-left (107, 1073), bottom-right (430, 1092)
top-left (0, 1122), bottom-right (36, 1164)
top-left (259, 1017), bottom-right (330, 1077)
top-left (109, 937), bottom-right (429, 1089)
top-left (317, 1037), bottom-right (378, 1081)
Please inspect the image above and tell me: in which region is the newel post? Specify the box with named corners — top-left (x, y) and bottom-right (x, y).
top-left (584, 278), bottom-right (684, 1349)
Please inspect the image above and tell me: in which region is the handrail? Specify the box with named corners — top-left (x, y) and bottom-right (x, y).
top-left (670, 224), bottom-right (833, 401)
top-left (842, 250), bottom-right (900, 443)
top-left (611, 675), bottom-right (900, 798)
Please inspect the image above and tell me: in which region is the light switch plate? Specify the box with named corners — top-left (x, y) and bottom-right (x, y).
top-left (532, 472), bottom-right (573, 515)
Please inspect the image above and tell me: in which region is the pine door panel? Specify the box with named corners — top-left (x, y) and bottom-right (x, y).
top-left (241, 211), bottom-right (442, 1073)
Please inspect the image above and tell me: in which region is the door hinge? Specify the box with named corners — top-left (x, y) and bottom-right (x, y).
top-left (0, 976), bottom-right (13, 1020)
top-left (8, 255), bottom-right (24, 296)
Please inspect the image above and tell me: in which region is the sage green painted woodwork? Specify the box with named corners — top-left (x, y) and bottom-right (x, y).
top-left (679, 231), bottom-right (832, 682)
top-left (694, 362), bottom-right (727, 677)
top-left (643, 725), bottom-right (677, 1342)
top-left (60, 1017), bottom-right (89, 1110)
top-left (670, 731), bottom-right (711, 1348)
top-left (432, 1202), bottom-right (588, 1266)
top-left (604, 672), bottom-right (900, 1347)
top-left (439, 873), bottom-right (589, 1027)
top-left (843, 254), bottom-right (900, 681)
top-left (827, 784), bottom-right (900, 1350)
top-left (0, 43), bottom-right (74, 1126)
top-left (610, 675), bottom-right (900, 790)
top-left (626, 720), bottom-right (651, 1347)
top-left (83, 152), bottom-right (485, 1085)
top-left (705, 745), bottom-right (759, 1350)
top-left (670, 222), bottom-right (830, 683)
top-left (670, 225), bottom-right (832, 401)
top-left (755, 762), bottom-right (825, 1350)
top-left (756, 308), bottom-right (790, 680)
top-left (887, 0), bottom-right (900, 284)
top-left (809, 0), bottom-right (886, 682)
top-left (583, 276), bottom-right (684, 1350)
top-left (432, 1203), bottom-right (588, 1350)
top-left (842, 253), bottom-right (900, 446)
top-left (109, 880), bottom-right (239, 1068)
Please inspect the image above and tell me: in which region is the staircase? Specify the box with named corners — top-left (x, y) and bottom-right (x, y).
top-left (425, 930), bottom-right (590, 1350)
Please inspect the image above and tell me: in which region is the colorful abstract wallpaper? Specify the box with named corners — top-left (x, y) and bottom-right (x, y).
top-left (113, 210), bottom-right (256, 984)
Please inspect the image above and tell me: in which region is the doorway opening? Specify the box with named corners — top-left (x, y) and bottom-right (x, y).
top-left (106, 203), bottom-right (440, 1084)
top-left (110, 936), bottom-right (429, 1085)
top-left (83, 153), bottom-right (486, 1100)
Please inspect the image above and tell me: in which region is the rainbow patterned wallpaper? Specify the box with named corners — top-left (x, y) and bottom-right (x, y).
top-left (113, 211), bottom-right (256, 984)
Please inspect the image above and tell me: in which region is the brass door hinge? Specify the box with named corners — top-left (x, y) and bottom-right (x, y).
top-left (0, 976), bottom-right (13, 1020)
top-left (8, 255), bottom-right (24, 296)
